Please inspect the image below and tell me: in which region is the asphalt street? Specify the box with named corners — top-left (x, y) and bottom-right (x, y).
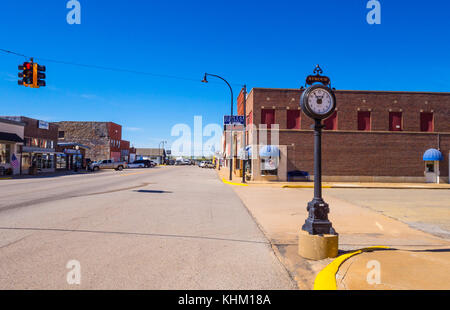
top-left (0, 166), bottom-right (295, 289)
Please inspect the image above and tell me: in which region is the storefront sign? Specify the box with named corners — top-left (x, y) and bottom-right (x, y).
top-left (64, 149), bottom-right (81, 154)
top-left (38, 120), bottom-right (49, 130)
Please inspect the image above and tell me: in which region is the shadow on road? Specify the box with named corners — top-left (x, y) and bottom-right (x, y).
top-left (133, 190), bottom-right (172, 194)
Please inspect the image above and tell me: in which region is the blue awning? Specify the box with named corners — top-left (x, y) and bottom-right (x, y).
top-left (259, 145), bottom-right (280, 157)
top-left (423, 149), bottom-right (443, 161)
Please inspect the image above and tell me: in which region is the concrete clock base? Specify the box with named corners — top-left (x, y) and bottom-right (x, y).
top-left (298, 230), bottom-right (339, 260)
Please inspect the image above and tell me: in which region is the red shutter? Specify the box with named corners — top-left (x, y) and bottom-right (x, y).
top-left (389, 112), bottom-right (402, 131)
top-left (287, 110), bottom-right (301, 129)
top-left (420, 112), bottom-right (434, 132)
top-left (358, 111), bottom-right (371, 131)
top-left (324, 111), bottom-right (337, 130)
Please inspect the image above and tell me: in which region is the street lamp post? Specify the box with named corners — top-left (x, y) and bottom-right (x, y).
top-left (159, 140), bottom-right (167, 165)
top-left (242, 85), bottom-right (247, 184)
top-left (202, 73), bottom-right (234, 181)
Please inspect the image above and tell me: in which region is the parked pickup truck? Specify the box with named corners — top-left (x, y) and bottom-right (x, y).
top-left (89, 159), bottom-right (128, 171)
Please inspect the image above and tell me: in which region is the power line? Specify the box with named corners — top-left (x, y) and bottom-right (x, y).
top-left (0, 48), bottom-right (244, 86)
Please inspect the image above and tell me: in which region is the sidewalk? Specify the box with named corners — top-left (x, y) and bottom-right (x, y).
top-left (217, 169), bottom-right (450, 290)
top-left (216, 168), bottom-right (450, 190)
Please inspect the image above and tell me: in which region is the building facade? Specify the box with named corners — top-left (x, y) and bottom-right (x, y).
top-left (225, 88), bottom-right (450, 183)
top-left (1, 116), bottom-right (58, 174)
top-left (0, 118), bottom-right (25, 175)
top-left (54, 121), bottom-right (131, 162)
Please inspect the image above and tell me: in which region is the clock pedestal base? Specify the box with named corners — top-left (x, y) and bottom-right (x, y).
top-left (298, 230), bottom-right (338, 260)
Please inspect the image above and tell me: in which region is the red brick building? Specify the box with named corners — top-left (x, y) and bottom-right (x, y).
top-left (227, 88), bottom-right (450, 183)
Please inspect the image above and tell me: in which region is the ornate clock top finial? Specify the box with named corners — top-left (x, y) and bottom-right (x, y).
top-left (313, 64), bottom-right (323, 76)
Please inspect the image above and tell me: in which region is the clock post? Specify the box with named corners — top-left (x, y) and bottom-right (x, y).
top-left (298, 65), bottom-right (339, 260)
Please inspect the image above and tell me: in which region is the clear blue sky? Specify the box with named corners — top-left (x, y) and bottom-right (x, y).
top-left (1, 1), bottom-right (449, 148)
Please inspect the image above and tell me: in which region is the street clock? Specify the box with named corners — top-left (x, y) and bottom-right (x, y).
top-left (300, 84), bottom-right (336, 120)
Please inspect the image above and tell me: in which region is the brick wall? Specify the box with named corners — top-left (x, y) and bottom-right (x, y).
top-left (20, 117), bottom-right (58, 142)
top-left (54, 122), bottom-right (111, 161)
top-left (280, 131), bottom-right (449, 178)
top-left (245, 88), bottom-right (450, 179)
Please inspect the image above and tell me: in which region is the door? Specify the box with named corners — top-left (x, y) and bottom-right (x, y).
top-left (424, 161), bottom-right (438, 183)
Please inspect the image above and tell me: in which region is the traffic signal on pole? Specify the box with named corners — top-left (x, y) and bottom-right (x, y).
top-left (18, 62), bottom-right (33, 87)
top-left (18, 61), bottom-right (46, 88)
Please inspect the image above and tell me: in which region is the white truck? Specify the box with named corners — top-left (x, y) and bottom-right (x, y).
top-left (89, 159), bottom-right (128, 171)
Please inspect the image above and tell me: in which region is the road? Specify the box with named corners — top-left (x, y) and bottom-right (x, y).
top-left (0, 166), bottom-right (295, 289)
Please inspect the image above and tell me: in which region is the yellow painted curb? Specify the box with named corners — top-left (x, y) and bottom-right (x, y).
top-left (0, 177), bottom-right (12, 180)
top-left (282, 185), bottom-right (332, 189)
top-left (313, 246), bottom-right (390, 290)
top-left (222, 178), bottom-right (249, 187)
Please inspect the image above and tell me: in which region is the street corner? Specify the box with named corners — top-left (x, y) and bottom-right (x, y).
top-left (315, 247), bottom-right (450, 290)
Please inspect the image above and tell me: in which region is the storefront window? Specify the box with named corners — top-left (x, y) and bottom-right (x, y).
top-left (0, 144), bottom-right (11, 164)
top-left (57, 154), bottom-right (67, 169)
top-left (261, 157), bottom-right (278, 176)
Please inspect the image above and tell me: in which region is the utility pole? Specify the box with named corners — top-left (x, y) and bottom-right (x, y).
top-left (242, 85), bottom-right (247, 183)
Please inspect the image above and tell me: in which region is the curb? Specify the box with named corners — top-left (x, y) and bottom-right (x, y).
top-left (222, 178), bottom-right (249, 187)
top-left (313, 246), bottom-right (390, 290)
top-left (283, 185), bottom-right (449, 190)
top-left (282, 185), bottom-right (332, 189)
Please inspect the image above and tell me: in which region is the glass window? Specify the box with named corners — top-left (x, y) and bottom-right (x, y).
top-left (420, 112), bottom-right (434, 132)
top-left (0, 144), bottom-right (11, 164)
top-left (261, 109), bottom-right (275, 129)
top-left (324, 111), bottom-right (338, 130)
top-left (287, 110), bottom-right (301, 129)
top-left (261, 157), bottom-right (278, 176)
top-left (358, 111), bottom-right (371, 131)
top-left (389, 112), bottom-right (402, 131)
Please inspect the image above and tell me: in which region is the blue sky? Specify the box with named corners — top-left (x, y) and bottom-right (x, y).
top-left (1, 0), bottom-right (449, 148)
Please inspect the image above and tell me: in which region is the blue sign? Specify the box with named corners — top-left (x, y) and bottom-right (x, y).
top-left (224, 115), bottom-right (245, 126)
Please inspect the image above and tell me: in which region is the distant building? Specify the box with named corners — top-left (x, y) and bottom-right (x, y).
top-left (135, 148), bottom-right (166, 164)
top-left (53, 121), bottom-right (131, 162)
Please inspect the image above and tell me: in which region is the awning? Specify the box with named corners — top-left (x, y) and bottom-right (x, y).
top-left (423, 149), bottom-right (443, 161)
top-left (259, 145), bottom-right (280, 157)
top-left (0, 132), bottom-right (24, 143)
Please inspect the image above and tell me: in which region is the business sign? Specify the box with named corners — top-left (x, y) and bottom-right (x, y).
top-left (38, 120), bottom-right (49, 130)
top-left (223, 115), bottom-right (245, 126)
top-left (64, 149), bottom-right (81, 154)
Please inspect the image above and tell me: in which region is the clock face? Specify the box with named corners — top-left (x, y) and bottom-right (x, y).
top-left (307, 88), bottom-right (333, 115)
top-left (300, 85), bottom-right (336, 120)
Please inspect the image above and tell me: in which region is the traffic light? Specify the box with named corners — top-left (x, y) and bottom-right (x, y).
top-left (18, 62), bottom-right (33, 87)
top-left (18, 60), bottom-right (46, 88)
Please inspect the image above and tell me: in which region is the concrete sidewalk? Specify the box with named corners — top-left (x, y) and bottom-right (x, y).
top-left (217, 169), bottom-right (450, 290)
top-left (216, 168), bottom-right (450, 190)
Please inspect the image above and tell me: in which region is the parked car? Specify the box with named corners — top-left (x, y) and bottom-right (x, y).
top-left (132, 160), bottom-right (154, 168)
top-left (89, 159), bottom-right (128, 171)
top-left (201, 161), bottom-right (215, 169)
top-left (128, 161), bottom-right (146, 169)
top-left (198, 161), bottom-right (206, 168)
